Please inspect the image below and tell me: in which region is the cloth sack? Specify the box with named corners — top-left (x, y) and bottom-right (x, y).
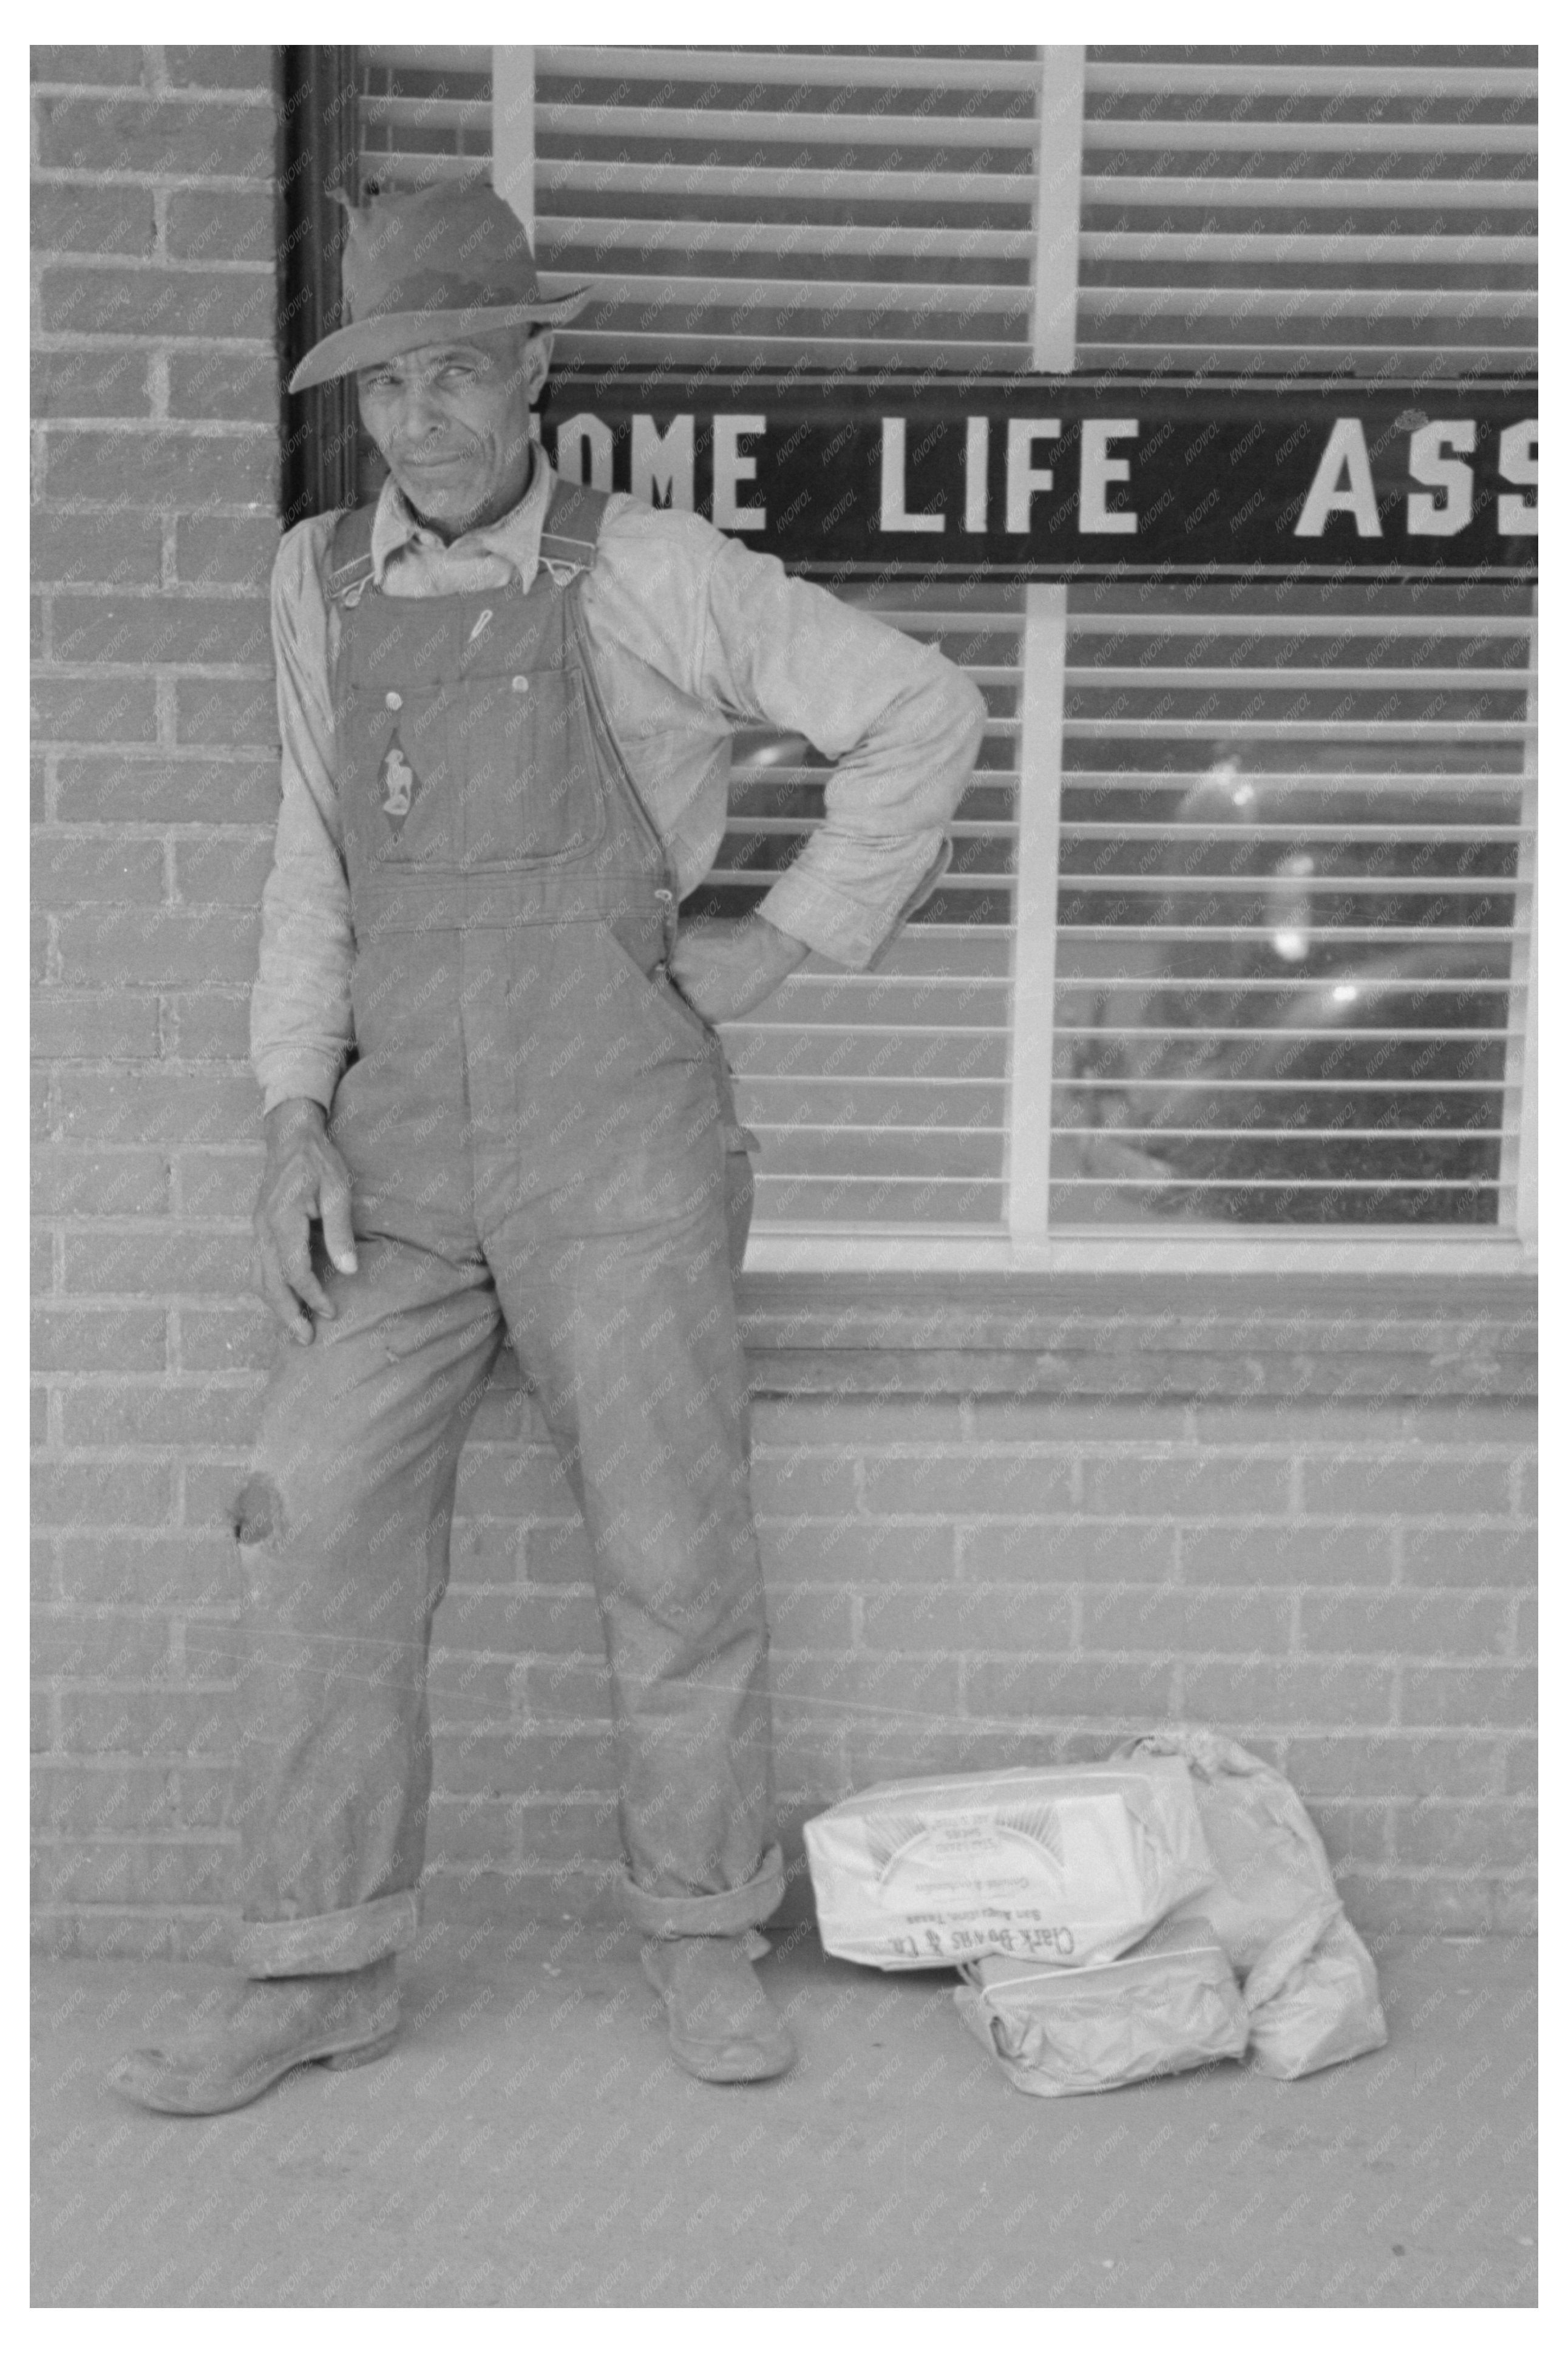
top-left (953, 1915), bottom-right (1250, 2097)
top-left (1112, 1725), bottom-right (1388, 2079)
top-left (1241, 1910), bottom-right (1390, 2080)
top-left (803, 1759), bottom-right (1213, 1971)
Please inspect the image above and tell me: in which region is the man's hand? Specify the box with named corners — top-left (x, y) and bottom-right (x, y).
top-left (252, 1098), bottom-right (359, 1344)
top-left (668, 914), bottom-right (808, 1026)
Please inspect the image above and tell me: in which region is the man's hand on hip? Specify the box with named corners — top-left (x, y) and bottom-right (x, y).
top-left (253, 1098), bottom-right (359, 1344)
top-left (668, 914), bottom-right (809, 1026)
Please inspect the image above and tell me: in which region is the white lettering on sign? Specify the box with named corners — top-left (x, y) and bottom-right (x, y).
top-left (632, 414), bottom-right (694, 511)
top-left (879, 417), bottom-right (946, 534)
top-left (1499, 419), bottom-right (1538, 535)
top-left (1005, 419), bottom-right (1061, 534)
top-left (553, 413), bottom-right (614, 492)
top-left (711, 415), bottom-right (767, 531)
top-left (1294, 418), bottom-right (1382, 538)
top-left (965, 416), bottom-right (989, 534)
top-left (1407, 421), bottom-right (1476, 538)
top-left (1080, 418), bottom-right (1139, 535)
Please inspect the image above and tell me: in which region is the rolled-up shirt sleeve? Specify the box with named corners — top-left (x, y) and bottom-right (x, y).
top-left (696, 535), bottom-right (986, 968)
top-left (250, 521), bottom-right (356, 1113)
top-left (591, 506), bottom-right (987, 970)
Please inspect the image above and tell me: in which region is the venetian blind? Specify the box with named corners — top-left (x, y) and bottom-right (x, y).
top-left (1054, 44), bottom-right (1537, 1235)
top-left (1049, 583), bottom-right (1535, 1229)
top-left (1078, 45), bottom-right (1537, 375)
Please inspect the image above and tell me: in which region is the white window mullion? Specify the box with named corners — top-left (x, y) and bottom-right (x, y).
top-left (492, 47), bottom-right (539, 443)
top-left (1031, 46), bottom-right (1085, 370)
top-left (1006, 586), bottom-right (1069, 1250)
top-left (491, 47), bottom-right (535, 237)
top-left (1006, 49), bottom-right (1084, 1249)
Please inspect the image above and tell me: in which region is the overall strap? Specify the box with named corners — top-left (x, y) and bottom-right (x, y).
top-left (324, 504), bottom-right (378, 606)
top-left (538, 477), bottom-right (612, 577)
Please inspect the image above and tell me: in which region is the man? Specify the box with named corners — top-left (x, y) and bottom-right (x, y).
top-left (112, 180), bottom-right (983, 2114)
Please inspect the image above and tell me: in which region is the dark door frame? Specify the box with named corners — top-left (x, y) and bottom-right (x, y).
top-left (278, 46), bottom-right (359, 526)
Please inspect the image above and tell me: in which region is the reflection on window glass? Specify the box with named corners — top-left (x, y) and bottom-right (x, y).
top-left (1051, 582), bottom-right (1533, 1226)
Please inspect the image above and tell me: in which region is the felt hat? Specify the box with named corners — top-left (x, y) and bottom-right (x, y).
top-left (289, 178), bottom-right (593, 393)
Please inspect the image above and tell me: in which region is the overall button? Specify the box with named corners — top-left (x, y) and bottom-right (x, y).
top-left (654, 888), bottom-right (673, 903)
top-left (511, 675), bottom-right (530, 693)
top-left (384, 690), bottom-right (402, 711)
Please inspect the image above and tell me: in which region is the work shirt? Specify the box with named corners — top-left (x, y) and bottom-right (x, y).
top-left (253, 451), bottom-right (986, 1113)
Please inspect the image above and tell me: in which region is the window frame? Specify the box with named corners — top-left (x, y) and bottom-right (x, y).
top-left (279, 42), bottom-right (1538, 1286)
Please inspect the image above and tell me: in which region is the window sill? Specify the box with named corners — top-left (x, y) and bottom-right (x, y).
top-left (730, 1268), bottom-right (1537, 1401)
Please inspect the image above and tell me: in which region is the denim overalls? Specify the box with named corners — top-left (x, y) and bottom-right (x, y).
top-left (230, 480), bottom-right (783, 1974)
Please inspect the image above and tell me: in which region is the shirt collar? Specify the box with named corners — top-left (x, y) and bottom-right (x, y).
top-left (369, 443), bottom-right (555, 588)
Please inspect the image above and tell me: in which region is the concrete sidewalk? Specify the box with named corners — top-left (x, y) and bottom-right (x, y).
top-left (32, 1926), bottom-right (1535, 2307)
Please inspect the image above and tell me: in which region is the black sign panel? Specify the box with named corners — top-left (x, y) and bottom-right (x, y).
top-left (543, 374), bottom-right (1537, 582)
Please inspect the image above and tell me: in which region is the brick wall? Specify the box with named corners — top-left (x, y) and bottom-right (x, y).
top-left (30, 45), bottom-right (1537, 1961)
top-left (33, 1343), bottom-right (1538, 1957)
top-left (30, 42), bottom-right (282, 1954)
top-left (395, 1384), bottom-right (1541, 1946)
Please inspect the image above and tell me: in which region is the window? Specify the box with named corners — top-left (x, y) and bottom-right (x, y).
top-left (320, 43), bottom-right (1537, 1272)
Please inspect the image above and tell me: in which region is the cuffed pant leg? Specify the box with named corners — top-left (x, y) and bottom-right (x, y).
top-left (621, 1842), bottom-right (787, 1940)
top-left (231, 1240), bottom-right (503, 1977)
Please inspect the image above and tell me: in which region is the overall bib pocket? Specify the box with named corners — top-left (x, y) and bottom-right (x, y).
top-left (452, 667), bottom-right (607, 868)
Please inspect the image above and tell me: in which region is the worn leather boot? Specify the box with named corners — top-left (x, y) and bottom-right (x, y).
top-left (107, 1956), bottom-right (398, 2115)
top-left (640, 1932), bottom-right (795, 2083)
